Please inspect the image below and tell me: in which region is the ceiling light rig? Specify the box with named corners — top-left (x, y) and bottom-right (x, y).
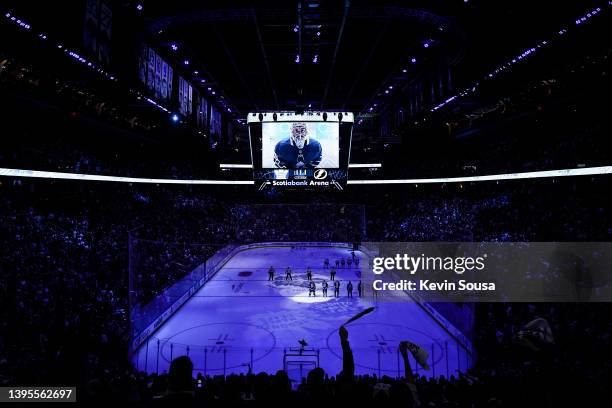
top-left (371, 3), bottom-right (605, 124)
top-left (4, 12), bottom-right (117, 83)
top-left (163, 37), bottom-right (244, 120)
top-left (358, 4), bottom-right (607, 122)
top-left (363, 49), bottom-right (424, 117)
top-left (430, 5), bottom-right (605, 113)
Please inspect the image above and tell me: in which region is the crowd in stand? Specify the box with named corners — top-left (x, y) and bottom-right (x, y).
top-left (232, 204), bottom-right (365, 243)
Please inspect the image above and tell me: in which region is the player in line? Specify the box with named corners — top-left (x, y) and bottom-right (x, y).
top-left (268, 266), bottom-right (275, 281)
top-left (334, 280), bottom-right (341, 297)
top-left (308, 281), bottom-right (316, 297)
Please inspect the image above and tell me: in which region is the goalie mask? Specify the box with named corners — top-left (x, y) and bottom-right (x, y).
top-left (290, 122), bottom-right (309, 149)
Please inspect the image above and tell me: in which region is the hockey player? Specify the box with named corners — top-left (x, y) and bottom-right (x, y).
top-left (354, 257), bottom-right (360, 268)
top-left (330, 268), bottom-right (336, 281)
top-left (334, 280), bottom-right (341, 297)
top-left (358, 281), bottom-right (362, 297)
top-left (322, 280), bottom-right (329, 297)
top-left (347, 258), bottom-right (352, 268)
top-left (285, 267), bottom-right (292, 281)
top-left (308, 281), bottom-right (316, 297)
top-left (323, 258), bottom-right (329, 269)
top-left (340, 258), bottom-right (345, 268)
top-left (306, 267), bottom-right (313, 281)
top-left (335, 259), bottom-right (340, 268)
top-left (347, 281), bottom-right (353, 298)
top-left (273, 122), bottom-right (322, 169)
top-left (268, 266), bottom-right (275, 281)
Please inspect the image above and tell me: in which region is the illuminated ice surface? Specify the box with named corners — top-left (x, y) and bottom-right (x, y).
top-left (133, 246), bottom-right (472, 381)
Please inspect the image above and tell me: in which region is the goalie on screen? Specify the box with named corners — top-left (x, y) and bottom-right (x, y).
top-left (273, 122), bottom-right (322, 169)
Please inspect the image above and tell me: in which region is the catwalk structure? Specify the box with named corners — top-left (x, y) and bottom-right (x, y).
top-left (132, 245), bottom-right (473, 381)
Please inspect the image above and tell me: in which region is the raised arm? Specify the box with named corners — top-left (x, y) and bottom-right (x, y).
top-left (399, 341), bottom-right (415, 384)
top-left (399, 341), bottom-right (421, 406)
top-left (339, 326), bottom-right (354, 379)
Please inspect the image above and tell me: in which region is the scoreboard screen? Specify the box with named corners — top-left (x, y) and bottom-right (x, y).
top-left (248, 112), bottom-right (353, 190)
top-left (262, 121), bottom-right (339, 169)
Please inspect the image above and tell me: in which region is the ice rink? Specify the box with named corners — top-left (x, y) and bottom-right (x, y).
top-left (133, 245), bottom-right (473, 381)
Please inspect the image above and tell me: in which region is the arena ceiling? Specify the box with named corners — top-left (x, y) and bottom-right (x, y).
top-left (138, 0), bottom-right (598, 117)
top-left (142, 0), bottom-right (464, 114)
top-left (2, 0), bottom-right (603, 118)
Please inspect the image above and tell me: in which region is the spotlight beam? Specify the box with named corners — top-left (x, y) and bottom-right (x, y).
top-left (342, 22), bottom-right (388, 110)
top-left (322, 0), bottom-right (350, 108)
top-left (252, 7), bottom-right (279, 109)
top-left (213, 23), bottom-right (259, 111)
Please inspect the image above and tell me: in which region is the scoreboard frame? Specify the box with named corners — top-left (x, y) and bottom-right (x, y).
top-left (248, 111), bottom-right (354, 190)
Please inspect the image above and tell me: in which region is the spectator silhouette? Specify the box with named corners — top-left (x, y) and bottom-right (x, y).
top-left (154, 355), bottom-right (195, 406)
